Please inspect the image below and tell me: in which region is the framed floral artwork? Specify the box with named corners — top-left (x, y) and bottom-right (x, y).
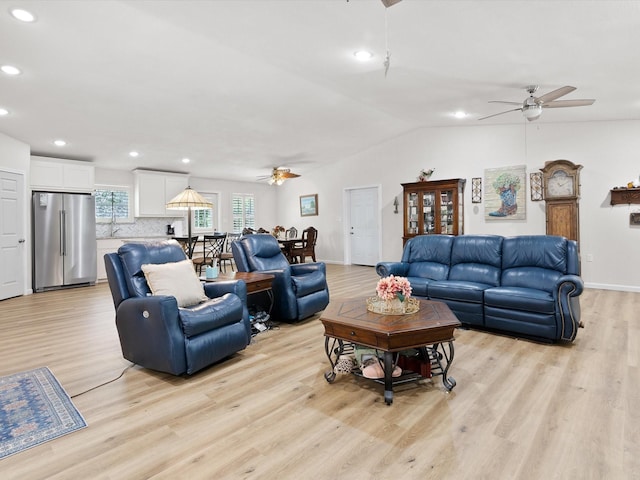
top-left (300, 194), bottom-right (318, 216)
top-left (484, 165), bottom-right (526, 220)
top-left (530, 172), bottom-right (544, 201)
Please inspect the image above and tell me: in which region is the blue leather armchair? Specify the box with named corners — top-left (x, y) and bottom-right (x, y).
top-left (231, 234), bottom-right (330, 322)
top-left (104, 241), bottom-right (251, 375)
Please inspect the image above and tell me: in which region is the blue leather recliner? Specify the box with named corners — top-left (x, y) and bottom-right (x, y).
top-left (231, 234), bottom-right (330, 322)
top-left (377, 234), bottom-right (584, 343)
top-left (104, 241), bottom-right (251, 375)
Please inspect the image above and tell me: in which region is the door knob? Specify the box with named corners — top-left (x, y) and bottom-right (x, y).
top-left (18, 238), bottom-right (25, 243)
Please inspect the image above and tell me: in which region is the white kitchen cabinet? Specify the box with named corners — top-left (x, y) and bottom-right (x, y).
top-left (30, 156), bottom-right (95, 192)
top-left (133, 170), bottom-right (188, 217)
top-left (96, 238), bottom-right (123, 281)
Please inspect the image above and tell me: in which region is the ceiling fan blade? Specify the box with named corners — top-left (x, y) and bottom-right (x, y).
top-left (535, 86), bottom-right (576, 104)
top-left (281, 172), bottom-right (300, 178)
top-left (542, 99), bottom-right (596, 108)
top-left (488, 101), bottom-right (522, 106)
top-left (478, 108), bottom-right (522, 121)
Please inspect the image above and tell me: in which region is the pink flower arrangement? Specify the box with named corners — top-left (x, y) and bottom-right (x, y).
top-left (376, 275), bottom-right (412, 302)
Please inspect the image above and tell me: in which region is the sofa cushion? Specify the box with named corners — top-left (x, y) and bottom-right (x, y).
top-left (484, 286), bottom-right (555, 314)
top-left (428, 280), bottom-right (490, 303)
top-left (406, 277), bottom-right (430, 297)
top-left (179, 293), bottom-right (243, 337)
top-left (403, 235), bottom-right (453, 281)
top-left (142, 259), bottom-right (207, 307)
top-left (118, 241), bottom-right (187, 298)
top-left (448, 235), bottom-right (502, 286)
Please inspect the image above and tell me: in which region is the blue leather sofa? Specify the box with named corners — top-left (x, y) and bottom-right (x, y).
top-left (376, 235), bottom-right (584, 342)
top-left (231, 234), bottom-right (330, 322)
top-left (104, 241), bottom-right (251, 375)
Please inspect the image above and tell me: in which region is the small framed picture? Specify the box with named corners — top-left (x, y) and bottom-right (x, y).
top-left (630, 212), bottom-right (640, 226)
top-left (530, 172), bottom-right (543, 201)
top-left (299, 194), bottom-right (318, 217)
top-left (471, 177), bottom-right (482, 203)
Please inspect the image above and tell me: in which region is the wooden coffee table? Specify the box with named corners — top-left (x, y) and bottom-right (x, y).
top-left (320, 297), bottom-right (461, 405)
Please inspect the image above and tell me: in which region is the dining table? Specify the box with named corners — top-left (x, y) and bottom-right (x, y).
top-left (277, 238), bottom-right (302, 263)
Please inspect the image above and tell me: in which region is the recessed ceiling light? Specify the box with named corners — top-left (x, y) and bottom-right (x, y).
top-left (0, 108), bottom-right (8, 116)
top-left (453, 111), bottom-right (468, 119)
top-left (54, 139), bottom-right (67, 147)
top-left (129, 151), bottom-right (139, 157)
top-left (10, 8), bottom-right (36, 22)
top-left (181, 158), bottom-right (191, 164)
top-left (1, 65), bottom-right (21, 75)
top-left (353, 50), bottom-right (374, 61)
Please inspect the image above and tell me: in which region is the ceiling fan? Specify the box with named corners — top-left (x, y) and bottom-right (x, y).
top-left (257, 167), bottom-right (301, 186)
top-left (479, 85), bottom-right (595, 122)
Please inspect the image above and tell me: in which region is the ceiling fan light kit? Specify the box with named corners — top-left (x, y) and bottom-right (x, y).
top-left (259, 167), bottom-right (301, 186)
top-left (479, 85), bottom-right (595, 122)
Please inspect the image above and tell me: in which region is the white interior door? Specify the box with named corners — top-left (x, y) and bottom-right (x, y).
top-left (348, 186), bottom-right (380, 266)
top-left (0, 170), bottom-right (25, 300)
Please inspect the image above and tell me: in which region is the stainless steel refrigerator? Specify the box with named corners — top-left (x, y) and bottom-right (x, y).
top-left (32, 192), bottom-right (97, 292)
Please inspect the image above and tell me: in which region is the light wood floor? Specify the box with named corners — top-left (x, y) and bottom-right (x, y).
top-left (1, 264), bottom-right (638, 479)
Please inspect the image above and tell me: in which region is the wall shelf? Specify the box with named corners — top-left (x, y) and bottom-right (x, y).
top-left (610, 188), bottom-right (640, 205)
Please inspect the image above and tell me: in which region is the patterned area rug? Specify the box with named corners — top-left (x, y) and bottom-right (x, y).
top-left (0, 367), bottom-right (87, 459)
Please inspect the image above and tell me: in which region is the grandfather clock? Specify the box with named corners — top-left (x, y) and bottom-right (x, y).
top-left (540, 160), bottom-right (582, 242)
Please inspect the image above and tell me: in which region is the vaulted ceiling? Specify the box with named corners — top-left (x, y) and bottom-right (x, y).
top-left (1, 0), bottom-right (639, 182)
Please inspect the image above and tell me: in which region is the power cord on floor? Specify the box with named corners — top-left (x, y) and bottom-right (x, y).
top-left (71, 363), bottom-right (134, 398)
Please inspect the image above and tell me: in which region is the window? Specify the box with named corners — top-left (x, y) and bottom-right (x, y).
top-left (232, 193), bottom-right (255, 233)
top-left (193, 192), bottom-right (219, 232)
top-left (95, 185), bottom-right (132, 223)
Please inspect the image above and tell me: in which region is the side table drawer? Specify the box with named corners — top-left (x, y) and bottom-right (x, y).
top-left (247, 279), bottom-right (273, 294)
top-left (324, 323), bottom-right (378, 347)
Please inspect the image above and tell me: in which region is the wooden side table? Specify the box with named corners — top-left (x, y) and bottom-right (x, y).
top-left (201, 271), bottom-right (274, 313)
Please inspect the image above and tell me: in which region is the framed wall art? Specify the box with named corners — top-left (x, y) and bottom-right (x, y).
top-left (530, 172), bottom-right (544, 201)
top-left (484, 165), bottom-right (526, 220)
top-left (299, 194), bottom-right (318, 217)
top-left (471, 177), bottom-right (482, 203)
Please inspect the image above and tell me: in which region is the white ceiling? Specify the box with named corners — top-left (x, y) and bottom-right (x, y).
top-left (1, 0), bottom-right (640, 182)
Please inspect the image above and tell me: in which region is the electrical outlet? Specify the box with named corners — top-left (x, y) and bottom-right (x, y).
top-left (586, 254), bottom-right (593, 262)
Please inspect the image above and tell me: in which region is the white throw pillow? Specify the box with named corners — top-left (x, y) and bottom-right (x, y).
top-left (141, 259), bottom-right (207, 307)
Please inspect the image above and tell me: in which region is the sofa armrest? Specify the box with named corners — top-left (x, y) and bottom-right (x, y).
top-left (203, 279), bottom-right (248, 303)
top-left (376, 262), bottom-right (409, 278)
top-left (290, 262), bottom-right (326, 276)
top-left (116, 295), bottom-right (187, 375)
top-left (203, 280), bottom-right (250, 340)
top-left (554, 274), bottom-right (584, 342)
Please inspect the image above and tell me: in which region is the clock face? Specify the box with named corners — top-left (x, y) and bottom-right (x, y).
top-left (546, 170), bottom-right (574, 198)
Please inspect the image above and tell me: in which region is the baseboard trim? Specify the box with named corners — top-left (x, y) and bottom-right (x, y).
top-left (584, 282), bottom-right (640, 293)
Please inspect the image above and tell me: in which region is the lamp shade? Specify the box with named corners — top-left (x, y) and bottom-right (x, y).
top-left (166, 186), bottom-right (213, 210)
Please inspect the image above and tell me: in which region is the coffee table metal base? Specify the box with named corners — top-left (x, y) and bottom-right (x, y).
top-left (324, 337), bottom-right (456, 405)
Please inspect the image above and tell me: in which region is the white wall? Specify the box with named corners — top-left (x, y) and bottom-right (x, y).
top-left (275, 120), bottom-right (640, 291)
top-left (0, 132), bottom-right (31, 294)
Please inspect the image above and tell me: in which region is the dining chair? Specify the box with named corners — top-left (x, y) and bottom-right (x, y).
top-left (219, 232), bottom-right (241, 273)
top-left (192, 233), bottom-right (227, 275)
top-left (290, 227), bottom-right (317, 263)
top-left (285, 227), bottom-right (297, 239)
top-left (173, 235), bottom-right (199, 258)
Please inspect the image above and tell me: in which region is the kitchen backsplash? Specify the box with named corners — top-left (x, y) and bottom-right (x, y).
top-left (96, 217), bottom-right (186, 239)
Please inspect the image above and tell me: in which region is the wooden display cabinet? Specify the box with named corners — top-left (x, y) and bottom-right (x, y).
top-left (402, 178), bottom-right (465, 244)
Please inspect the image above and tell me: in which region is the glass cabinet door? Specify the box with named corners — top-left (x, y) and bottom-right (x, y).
top-left (422, 192), bottom-right (435, 234)
top-left (406, 192), bottom-right (419, 235)
top-left (440, 189), bottom-right (454, 234)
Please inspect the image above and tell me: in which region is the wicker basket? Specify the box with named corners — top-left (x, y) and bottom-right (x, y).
top-left (366, 296), bottom-right (420, 315)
